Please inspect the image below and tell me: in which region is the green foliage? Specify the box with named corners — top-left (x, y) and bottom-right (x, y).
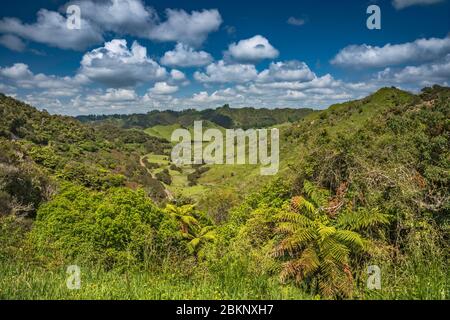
top-left (29, 184), bottom-right (179, 268)
top-left (163, 204), bottom-right (216, 257)
top-left (0, 94), bottom-right (170, 199)
top-left (0, 87), bottom-right (448, 300)
top-left (155, 169), bottom-right (172, 185)
top-left (0, 215), bottom-right (30, 262)
top-left (273, 181), bottom-right (389, 298)
top-left (77, 104), bottom-right (313, 130)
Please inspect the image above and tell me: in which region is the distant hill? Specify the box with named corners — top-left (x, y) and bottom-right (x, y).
top-left (0, 94), bottom-right (170, 215)
top-left (76, 104), bottom-right (314, 130)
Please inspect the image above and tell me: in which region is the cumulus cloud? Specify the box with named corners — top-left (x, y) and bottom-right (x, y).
top-left (147, 9), bottom-right (222, 47)
top-left (0, 1), bottom-right (222, 51)
top-left (0, 9), bottom-right (103, 50)
top-left (284, 90), bottom-right (307, 100)
top-left (194, 60), bottom-right (258, 83)
top-left (194, 59), bottom-right (317, 87)
top-left (189, 88), bottom-right (243, 105)
top-left (103, 89), bottom-right (137, 102)
top-left (79, 39), bottom-right (167, 88)
top-left (170, 69), bottom-right (186, 81)
top-left (161, 43), bottom-right (213, 67)
top-left (392, 0), bottom-right (444, 9)
top-left (376, 54), bottom-right (450, 86)
top-left (226, 35), bottom-right (279, 63)
top-left (89, 88), bottom-right (138, 102)
top-left (331, 36), bottom-right (450, 68)
top-left (72, 1), bottom-right (222, 47)
top-left (0, 63), bottom-right (32, 79)
top-left (0, 34), bottom-right (26, 52)
top-left (66, 0), bottom-right (156, 36)
top-left (257, 61), bottom-right (316, 83)
top-left (0, 63), bottom-right (87, 96)
top-left (150, 82), bottom-right (179, 95)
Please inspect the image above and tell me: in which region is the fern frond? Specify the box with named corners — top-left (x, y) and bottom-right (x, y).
top-left (318, 223), bottom-right (336, 241)
top-left (337, 208), bottom-right (390, 231)
top-left (333, 230), bottom-right (365, 250)
top-left (291, 196), bottom-right (316, 217)
top-left (276, 211), bottom-right (313, 227)
top-left (303, 180), bottom-right (329, 208)
top-left (181, 215), bottom-right (199, 226)
top-left (321, 236), bottom-right (350, 265)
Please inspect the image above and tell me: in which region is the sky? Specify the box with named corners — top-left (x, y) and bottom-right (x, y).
top-left (0, 0), bottom-right (449, 115)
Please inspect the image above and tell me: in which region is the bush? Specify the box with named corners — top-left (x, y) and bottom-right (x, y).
top-left (155, 169), bottom-right (172, 185)
top-left (28, 184), bottom-right (180, 268)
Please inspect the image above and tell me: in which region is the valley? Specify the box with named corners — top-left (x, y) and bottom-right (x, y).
top-left (0, 86), bottom-right (448, 300)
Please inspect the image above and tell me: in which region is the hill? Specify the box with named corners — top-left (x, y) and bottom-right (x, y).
top-left (76, 104), bottom-right (314, 130)
top-left (0, 93), bottom-right (171, 216)
top-left (0, 86), bottom-right (448, 300)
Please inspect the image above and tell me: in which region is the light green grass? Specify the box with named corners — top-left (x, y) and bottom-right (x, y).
top-left (0, 261), bottom-right (310, 300)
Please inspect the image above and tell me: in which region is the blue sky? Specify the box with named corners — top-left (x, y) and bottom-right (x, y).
top-left (0, 0), bottom-right (449, 115)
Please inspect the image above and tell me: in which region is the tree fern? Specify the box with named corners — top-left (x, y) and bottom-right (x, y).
top-left (164, 204), bottom-right (216, 258)
top-left (273, 180), bottom-right (386, 298)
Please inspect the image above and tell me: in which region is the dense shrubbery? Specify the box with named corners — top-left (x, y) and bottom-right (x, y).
top-left (28, 185), bottom-right (181, 268)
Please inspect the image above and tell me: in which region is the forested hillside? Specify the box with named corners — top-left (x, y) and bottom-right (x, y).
top-left (77, 104), bottom-right (313, 129)
top-left (0, 93), bottom-right (171, 214)
top-left (0, 86), bottom-right (448, 299)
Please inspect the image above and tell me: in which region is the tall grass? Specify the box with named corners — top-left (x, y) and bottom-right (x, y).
top-left (0, 260), bottom-right (309, 300)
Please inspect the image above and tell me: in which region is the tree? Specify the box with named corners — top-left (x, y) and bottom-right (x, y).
top-left (184, 225), bottom-right (216, 258)
top-left (164, 204), bottom-right (216, 258)
top-left (273, 180), bottom-right (389, 298)
top-left (164, 204), bottom-right (199, 234)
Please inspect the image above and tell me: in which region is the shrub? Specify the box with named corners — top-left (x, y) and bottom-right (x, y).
top-left (28, 184), bottom-right (179, 268)
top-left (155, 169), bottom-right (172, 185)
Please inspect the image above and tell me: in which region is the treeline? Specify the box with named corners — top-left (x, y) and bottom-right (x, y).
top-left (77, 104), bottom-right (313, 129)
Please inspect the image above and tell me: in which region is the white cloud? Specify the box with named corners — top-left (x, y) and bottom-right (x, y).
top-left (71, 1), bottom-right (222, 47)
top-left (0, 34), bottom-right (26, 52)
top-left (150, 82), bottom-right (179, 95)
top-left (170, 69), bottom-right (186, 81)
top-left (161, 43), bottom-right (213, 67)
top-left (0, 9), bottom-right (103, 50)
top-left (96, 88), bottom-right (138, 102)
top-left (194, 60), bottom-right (258, 83)
top-left (79, 39), bottom-right (167, 87)
top-left (187, 88), bottom-right (244, 107)
top-left (147, 9), bottom-right (222, 47)
top-left (0, 63), bottom-right (32, 79)
top-left (257, 61), bottom-right (316, 83)
top-left (331, 36), bottom-right (450, 68)
top-left (392, 0), bottom-right (444, 9)
top-left (284, 90), bottom-right (307, 100)
top-left (67, 0), bottom-right (156, 36)
top-left (0, 1), bottom-right (222, 51)
top-left (226, 35), bottom-right (279, 63)
top-left (376, 54), bottom-right (450, 86)
top-left (0, 63), bottom-right (87, 95)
